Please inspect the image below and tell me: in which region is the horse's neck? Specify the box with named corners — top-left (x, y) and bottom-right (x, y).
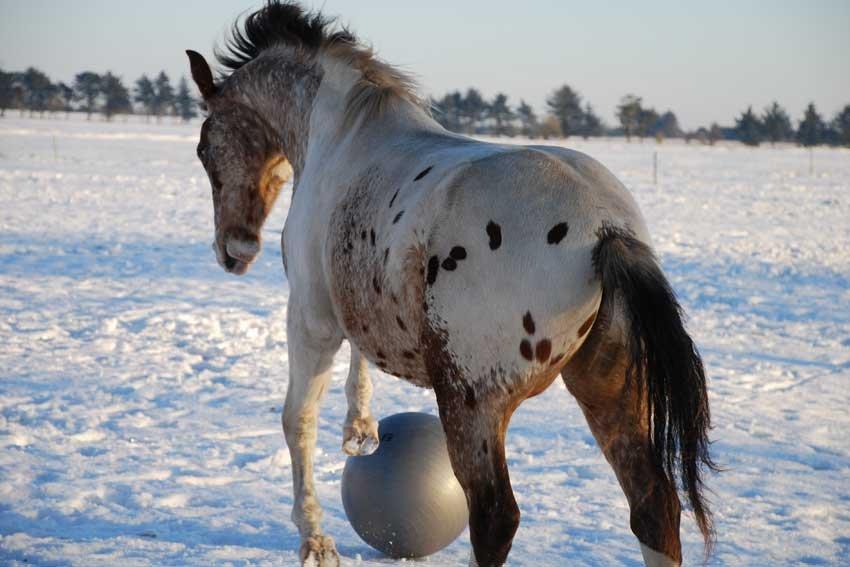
top-left (305, 55), bottom-right (443, 169)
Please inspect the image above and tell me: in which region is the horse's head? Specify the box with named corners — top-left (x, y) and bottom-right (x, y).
top-left (187, 50), bottom-right (292, 275)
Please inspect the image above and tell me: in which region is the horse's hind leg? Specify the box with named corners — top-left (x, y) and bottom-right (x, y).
top-left (282, 302), bottom-right (343, 567)
top-left (341, 345), bottom-right (379, 456)
top-left (434, 383), bottom-right (520, 567)
top-left (561, 319), bottom-right (682, 566)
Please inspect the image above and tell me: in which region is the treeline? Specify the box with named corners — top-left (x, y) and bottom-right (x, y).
top-left (0, 67), bottom-right (198, 122)
top-left (432, 85), bottom-right (850, 147)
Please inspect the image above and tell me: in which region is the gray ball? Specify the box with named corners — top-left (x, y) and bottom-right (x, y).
top-left (341, 412), bottom-right (468, 558)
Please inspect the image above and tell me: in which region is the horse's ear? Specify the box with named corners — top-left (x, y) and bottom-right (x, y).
top-left (186, 50), bottom-right (216, 99)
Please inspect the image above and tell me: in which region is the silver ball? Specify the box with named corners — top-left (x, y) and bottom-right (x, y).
top-left (341, 412), bottom-right (468, 558)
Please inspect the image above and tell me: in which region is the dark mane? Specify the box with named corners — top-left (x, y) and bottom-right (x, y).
top-left (216, 1), bottom-right (354, 73)
top-left (215, 1), bottom-right (424, 125)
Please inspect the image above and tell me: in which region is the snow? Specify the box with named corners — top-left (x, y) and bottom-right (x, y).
top-left (1, 115), bottom-right (849, 566)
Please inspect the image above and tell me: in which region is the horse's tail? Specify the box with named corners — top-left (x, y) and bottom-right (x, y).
top-left (592, 225), bottom-right (716, 551)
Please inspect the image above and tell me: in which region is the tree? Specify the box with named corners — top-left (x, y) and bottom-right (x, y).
top-left (579, 103), bottom-right (603, 138)
top-left (74, 71), bottom-right (102, 119)
top-left (637, 106), bottom-right (659, 140)
top-left (57, 82), bottom-right (75, 116)
top-left (735, 106), bottom-right (762, 146)
top-left (538, 115), bottom-right (562, 139)
top-left (654, 111), bottom-right (683, 139)
top-left (153, 71), bottom-right (174, 119)
top-left (617, 94), bottom-right (642, 141)
top-left (0, 70), bottom-right (14, 117)
top-left (516, 99), bottom-right (539, 138)
top-left (101, 72), bottom-right (132, 120)
top-left (488, 92), bottom-right (514, 136)
top-left (461, 88), bottom-right (486, 134)
top-left (174, 77), bottom-right (198, 122)
top-left (546, 85), bottom-right (583, 138)
top-left (797, 102), bottom-right (825, 147)
top-left (21, 67), bottom-right (53, 117)
top-left (833, 104), bottom-right (850, 147)
top-left (761, 102), bottom-right (793, 145)
top-left (134, 74), bottom-right (156, 120)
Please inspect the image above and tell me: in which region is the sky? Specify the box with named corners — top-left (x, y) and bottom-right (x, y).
top-left (1, 0), bottom-right (848, 130)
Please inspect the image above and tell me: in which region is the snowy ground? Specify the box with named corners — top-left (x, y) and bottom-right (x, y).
top-left (1, 115), bottom-right (848, 566)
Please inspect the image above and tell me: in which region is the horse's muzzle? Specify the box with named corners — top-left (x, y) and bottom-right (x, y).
top-left (212, 236), bottom-right (259, 275)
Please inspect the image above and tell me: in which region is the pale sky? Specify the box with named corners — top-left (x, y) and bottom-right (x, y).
top-left (1, 0), bottom-right (848, 130)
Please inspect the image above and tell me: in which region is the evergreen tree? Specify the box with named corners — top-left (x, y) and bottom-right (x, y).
top-left (797, 102), bottom-right (825, 147)
top-left (616, 94), bottom-right (642, 141)
top-left (134, 74), bottom-right (157, 120)
top-left (461, 88), bottom-right (486, 134)
top-left (539, 115), bottom-right (562, 139)
top-left (101, 72), bottom-right (132, 120)
top-left (761, 102), bottom-right (793, 144)
top-left (74, 71), bottom-right (102, 119)
top-left (516, 99), bottom-right (539, 138)
top-left (488, 92), bottom-right (514, 136)
top-left (153, 71), bottom-right (174, 119)
top-left (57, 82), bottom-right (74, 116)
top-left (637, 106), bottom-right (659, 140)
top-left (0, 70), bottom-right (14, 117)
top-left (175, 77), bottom-right (197, 122)
top-left (654, 111), bottom-right (683, 139)
top-left (735, 106), bottom-right (762, 146)
top-left (833, 104), bottom-right (850, 148)
top-left (546, 85), bottom-right (583, 137)
top-left (21, 67), bottom-right (53, 116)
top-left (579, 103), bottom-right (603, 138)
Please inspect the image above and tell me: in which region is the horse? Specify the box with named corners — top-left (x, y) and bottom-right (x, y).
top-left (186, 2), bottom-right (715, 565)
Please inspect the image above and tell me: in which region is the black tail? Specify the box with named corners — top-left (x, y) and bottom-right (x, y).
top-left (592, 225), bottom-right (716, 551)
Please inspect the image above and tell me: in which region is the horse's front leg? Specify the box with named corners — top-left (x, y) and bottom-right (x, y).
top-left (342, 345), bottom-right (380, 456)
top-left (282, 301), bottom-right (343, 567)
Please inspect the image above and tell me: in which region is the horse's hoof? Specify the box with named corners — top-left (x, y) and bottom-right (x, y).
top-left (300, 534), bottom-right (340, 567)
top-left (342, 416), bottom-right (380, 456)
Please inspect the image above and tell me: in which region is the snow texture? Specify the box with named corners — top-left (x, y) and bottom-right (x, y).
top-left (1, 116), bottom-right (848, 566)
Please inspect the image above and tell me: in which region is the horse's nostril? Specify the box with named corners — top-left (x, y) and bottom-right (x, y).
top-left (223, 254), bottom-right (237, 270)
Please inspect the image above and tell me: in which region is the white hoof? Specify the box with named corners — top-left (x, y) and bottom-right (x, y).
top-left (301, 534), bottom-right (340, 567)
top-left (342, 416), bottom-right (380, 456)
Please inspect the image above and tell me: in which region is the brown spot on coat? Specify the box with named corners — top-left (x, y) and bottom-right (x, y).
top-left (392, 210), bottom-right (404, 224)
top-left (522, 312), bottom-right (535, 335)
top-left (414, 166), bottom-right (433, 181)
top-left (370, 229), bottom-right (375, 246)
top-left (519, 340), bottom-right (533, 361)
top-left (450, 246), bottom-right (467, 260)
top-left (486, 221), bottom-right (502, 250)
top-left (396, 315), bottom-right (407, 331)
top-left (426, 256), bottom-right (439, 285)
top-left (389, 189), bottom-right (399, 208)
top-left (441, 257), bottom-right (457, 271)
top-left (535, 339), bottom-right (552, 363)
top-left (547, 222), bottom-right (569, 244)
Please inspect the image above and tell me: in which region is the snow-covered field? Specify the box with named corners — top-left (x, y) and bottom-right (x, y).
top-left (1, 115), bottom-right (848, 566)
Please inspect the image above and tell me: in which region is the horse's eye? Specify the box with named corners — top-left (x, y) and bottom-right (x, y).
top-left (196, 144), bottom-right (206, 160)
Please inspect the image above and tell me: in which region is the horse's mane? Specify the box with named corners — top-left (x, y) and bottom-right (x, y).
top-left (216, 1), bottom-right (424, 126)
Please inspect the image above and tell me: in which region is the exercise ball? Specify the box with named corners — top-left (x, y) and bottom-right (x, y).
top-left (341, 412), bottom-right (468, 558)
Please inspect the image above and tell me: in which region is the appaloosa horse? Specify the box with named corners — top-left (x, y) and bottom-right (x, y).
top-left (187, 2), bottom-right (715, 565)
